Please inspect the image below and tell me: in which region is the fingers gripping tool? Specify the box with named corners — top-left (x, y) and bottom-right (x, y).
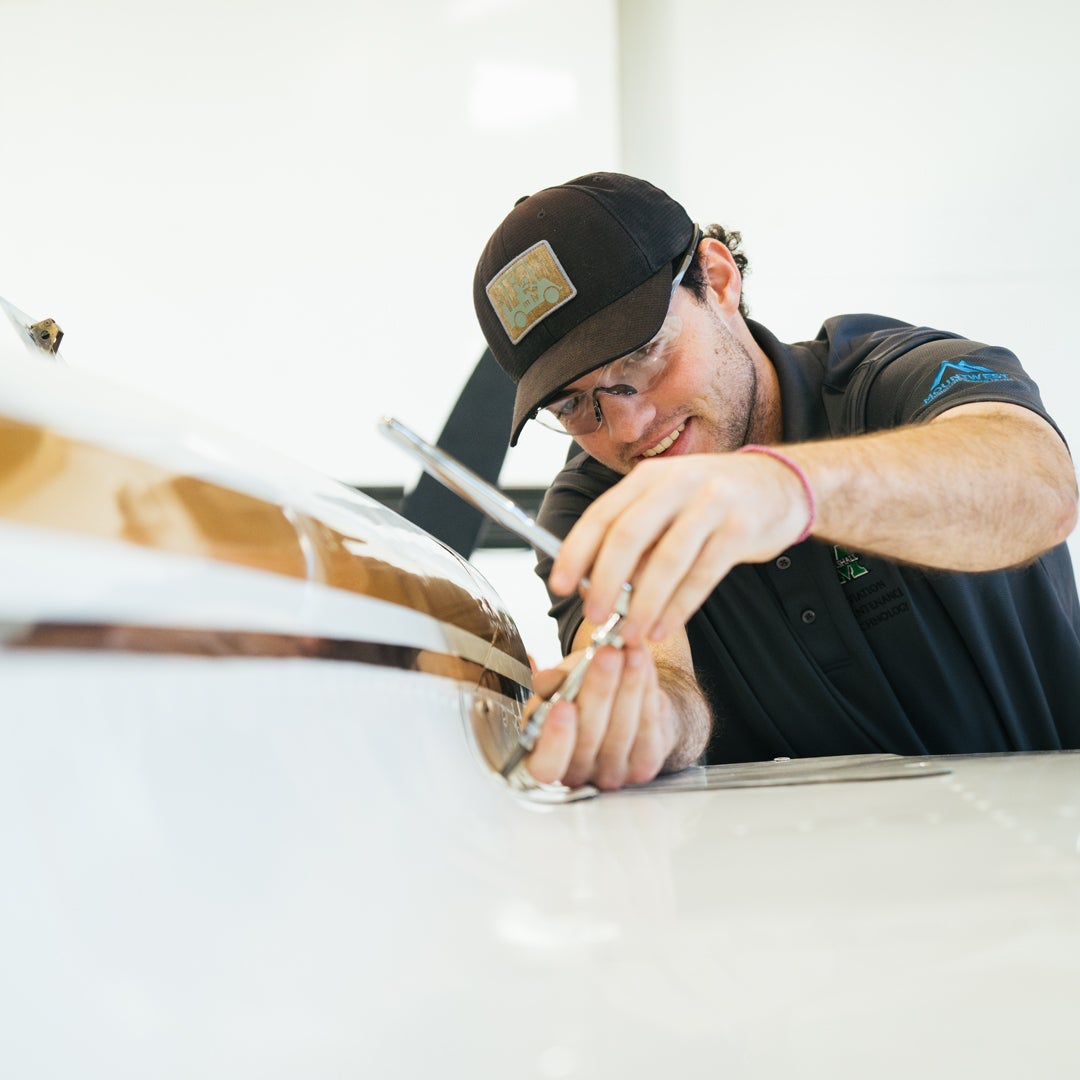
top-left (499, 582), bottom-right (632, 778)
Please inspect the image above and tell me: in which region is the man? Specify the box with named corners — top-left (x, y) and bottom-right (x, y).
top-left (472, 172), bottom-right (1080, 791)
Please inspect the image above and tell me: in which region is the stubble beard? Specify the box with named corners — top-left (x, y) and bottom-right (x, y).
top-left (694, 310), bottom-right (762, 453)
top-left (594, 308), bottom-right (768, 473)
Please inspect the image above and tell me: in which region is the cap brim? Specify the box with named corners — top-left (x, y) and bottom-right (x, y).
top-left (509, 263), bottom-right (672, 446)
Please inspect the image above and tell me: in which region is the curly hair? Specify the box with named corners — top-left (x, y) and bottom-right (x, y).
top-left (678, 223), bottom-right (751, 318)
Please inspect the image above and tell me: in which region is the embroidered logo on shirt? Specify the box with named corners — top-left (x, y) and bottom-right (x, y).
top-left (835, 548), bottom-right (912, 631)
top-left (485, 240), bottom-right (577, 344)
top-left (834, 545), bottom-right (869, 585)
top-left (922, 359), bottom-right (1012, 406)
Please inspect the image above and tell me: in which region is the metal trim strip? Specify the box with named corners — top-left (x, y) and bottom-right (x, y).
top-left (3, 621), bottom-right (531, 701)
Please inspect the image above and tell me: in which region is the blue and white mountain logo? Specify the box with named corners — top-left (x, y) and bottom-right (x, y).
top-left (923, 359), bottom-right (1011, 406)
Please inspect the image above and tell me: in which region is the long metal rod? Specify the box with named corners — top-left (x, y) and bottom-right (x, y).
top-left (380, 416), bottom-right (565, 561)
top-left (381, 416), bottom-right (633, 785)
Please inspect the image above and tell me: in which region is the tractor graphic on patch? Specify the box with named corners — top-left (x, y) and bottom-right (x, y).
top-left (503, 271), bottom-right (563, 330)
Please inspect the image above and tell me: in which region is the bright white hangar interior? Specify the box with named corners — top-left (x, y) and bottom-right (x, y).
top-left (5, 0), bottom-right (1078, 662)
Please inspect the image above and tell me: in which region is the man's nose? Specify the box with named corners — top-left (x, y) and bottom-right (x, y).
top-left (596, 388), bottom-right (655, 441)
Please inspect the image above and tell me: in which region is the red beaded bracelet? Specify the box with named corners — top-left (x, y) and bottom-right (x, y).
top-left (737, 444), bottom-right (817, 543)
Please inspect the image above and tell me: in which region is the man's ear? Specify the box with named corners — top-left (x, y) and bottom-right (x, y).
top-left (698, 237), bottom-right (743, 316)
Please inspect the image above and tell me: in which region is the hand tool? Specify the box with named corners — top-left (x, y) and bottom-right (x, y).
top-left (380, 416), bottom-right (632, 780)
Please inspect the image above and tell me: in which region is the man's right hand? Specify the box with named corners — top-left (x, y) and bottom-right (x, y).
top-left (548, 452), bottom-right (813, 649)
top-left (523, 642), bottom-right (678, 791)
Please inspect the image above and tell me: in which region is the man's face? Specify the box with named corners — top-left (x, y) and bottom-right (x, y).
top-left (569, 287), bottom-right (762, 475)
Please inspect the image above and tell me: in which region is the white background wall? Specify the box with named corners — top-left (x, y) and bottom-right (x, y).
top-left (4, 0), bottom-right (1078, 663)
top-left (621, 0), bottom-right (1080, 443)
top-left (2, 0), bottom-right (619, 489)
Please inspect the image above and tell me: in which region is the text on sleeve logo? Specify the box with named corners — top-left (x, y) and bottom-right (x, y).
top-left (923, 359), bottom-right (1012, 406)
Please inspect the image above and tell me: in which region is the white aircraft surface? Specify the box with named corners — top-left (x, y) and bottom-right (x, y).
top-left (1, 296), bottom-right (1078, 1079)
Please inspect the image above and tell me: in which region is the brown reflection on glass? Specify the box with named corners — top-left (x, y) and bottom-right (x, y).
top-left (0, 418), bottom-right (528, 666)
top-left (293, 514), bottom-right (525, 659)
top-left (7, 621), bottom-right (527, 698)
top-left (117, 475), bottom-right (308, 579)
top-left (0, 422), bottom-right (72, 511)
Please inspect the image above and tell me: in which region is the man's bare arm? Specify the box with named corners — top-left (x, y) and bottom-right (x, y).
top-left (553, 402), bottom-right (1078, 646)
top-left (651, 634), bottom-right (713, 773)
top-left (795, 402), bottom-right (1077, 569)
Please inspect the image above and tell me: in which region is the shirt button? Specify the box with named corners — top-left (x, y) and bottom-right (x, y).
top-left (801, 609), bottom-right (817, 624)
top-left (776, 556), bottom-right (792, 570)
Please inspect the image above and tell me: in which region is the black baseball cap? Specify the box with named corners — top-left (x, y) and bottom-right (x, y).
top-left (473, 172), bottom-right (695, 445)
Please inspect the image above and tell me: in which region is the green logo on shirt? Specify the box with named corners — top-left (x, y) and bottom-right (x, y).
top-left (834, 546), bottom-right (869, 584)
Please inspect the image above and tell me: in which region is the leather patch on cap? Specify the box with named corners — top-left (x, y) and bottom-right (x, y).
top-left (485, 240), bottom-right (577, 344)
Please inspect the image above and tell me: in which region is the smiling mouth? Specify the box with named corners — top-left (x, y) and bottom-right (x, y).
top-left (640, 422), bottom-right (686, 458)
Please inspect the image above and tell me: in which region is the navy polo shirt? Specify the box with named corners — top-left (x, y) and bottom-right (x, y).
top-left (535, 314), bottom-right (1080, 763)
